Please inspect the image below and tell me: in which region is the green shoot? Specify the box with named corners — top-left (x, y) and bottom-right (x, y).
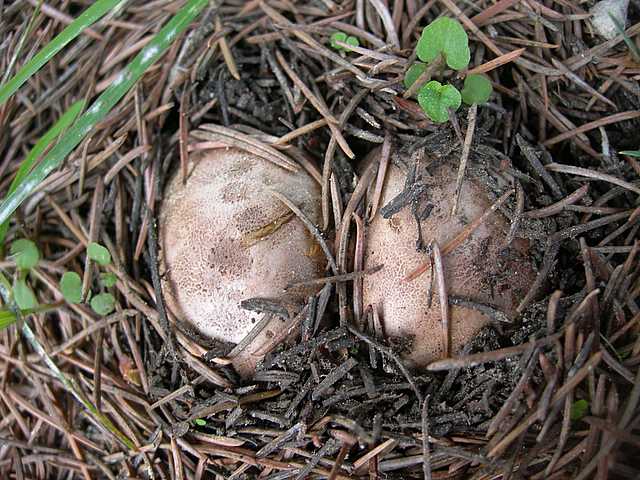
top-left (418, 80), bottom-right (462, 124)
top-left (570, 399), bottom-right (589, 421)
top-left (10, 239), bottom-right (40, 270)
top-left (193, 418), bottom-right (207, 426)
top-left (60, 272), bottom-right (83, 304)
top-left (0, 0), bottom-right (126, 107)
top-left (330, 31), bottom-right (359, 51)
top-left (90, 293), bottom-right (116, 316)
top-left (417, 17), bottom-right (470, 71)
top-left (404, 62), bottom-right (427, 89)
top-left (87, 242), bottom-right (112, 266)
top-left (0, 0), bottom-right (209, 228)
top-left (461, 74), bottom-right (493, 105)
top-left (0, 100), bottom-right (85, 246)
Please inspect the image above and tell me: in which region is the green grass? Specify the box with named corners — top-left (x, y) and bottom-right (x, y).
top-left (0, 0), bottom-right (209, 229)
top-left (0, 0), bottom-right (126, 107)
top-left (0, 100), bottom-right (85, 245)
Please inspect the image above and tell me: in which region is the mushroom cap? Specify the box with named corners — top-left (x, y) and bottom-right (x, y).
top-left (159, 148), bottom-right (323, 376)
top-left (363, 159), bottom-right (534, 367)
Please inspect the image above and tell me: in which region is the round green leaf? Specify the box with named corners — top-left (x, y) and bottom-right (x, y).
top-left (10, 239), bottom-right (40, 270)
top-left (418, 80), bottom-right (462, 124)
top-left (193, 418), bottom-right (207, 426)
top-left (87, 242), bottom-right (111, 266)
top-left (404, 62), bottom-right (427, 89)
top-left (461, 74), bottom-right (493, 105)
top-left (61, 271), bottom-right (82, 304)
top-left (345, 36), bottom-right (359, 50)
top-left (90, 292), bottom-right (116, 316)
top-left (100, 272), bottom-right (118, 288)
top-left (14, 276), bottom-right (38, 309)
top-left (416, 17), bottom-right (470, 71)
top-left (330, 31), bottom-right (347, 50)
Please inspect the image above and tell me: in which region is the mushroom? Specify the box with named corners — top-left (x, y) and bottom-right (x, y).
top-left (159, 147), bottom-right (323, 376)
top-left (363, 153), bottom-right (534, 368)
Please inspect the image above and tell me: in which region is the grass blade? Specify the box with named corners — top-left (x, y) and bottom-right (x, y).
top-left (620, 150), bottom-right (640, 158)
top-left (0, 99), bottom-right (86, 245)
top-left (0, 0), bottom-right (209, 228)
top-left (0, 0), bottom-right (126, 107)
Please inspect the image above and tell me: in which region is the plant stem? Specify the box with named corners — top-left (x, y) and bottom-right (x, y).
top-left (403, 54), bottom-right (444, 99)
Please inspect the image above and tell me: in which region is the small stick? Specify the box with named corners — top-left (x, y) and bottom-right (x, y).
top-left (524, 184), bottom-right (589, 218)
top-left (545, 163), bottom-right (640, 195)
top-left (368, 132), bottom-right (392, 221)
top-left (284, 265), bottom-right (383, 290)
top-left (421, 396), bottom-right (432, 480)
top-left (452, 104), bottom-right (478, 215)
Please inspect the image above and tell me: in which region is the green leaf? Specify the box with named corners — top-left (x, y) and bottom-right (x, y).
top-left (87, 242), bottom-right (111, 266)
top-left (345, 36), bottom-right (360, 49)
top-left (461, 74), bottom-right (493, 105)
top-left (417, 17), bottom-right (470, 71)
top-left (13, 276), bottom-right (38, 310)
top-left (0, 100), bottom-right (85, 245)
top-left (193, 418), bottom-right (207, 426)
top-left (10, 239), bottom-right (40, 270)
top-left (570, 399), bottom-right (589, 421)
top-left (0, 0), bottom-right (126, 107)
top-left (100, 272), bottom-right (118, 288)
top-left (418, 80), bottom-right (462, 124)
top-left (330, 31), bottom-right (347, 49)
top-left (60, 272), bottom-right (83, 304)
top-left (404, 62), bottom-right (428, 89)
top-left (330, 31), bottom-right (359, 51)
top-left (620, 150), bottom-right (640, 158)
top-left (90, 293), bottom-right (116, 316)
top-left (0, 0), bottom-right (209, 229)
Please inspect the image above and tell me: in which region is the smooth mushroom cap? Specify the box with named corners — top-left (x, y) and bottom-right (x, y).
top-left (363, 159), bottom-right (534, 368)
top-left (159, 148), bottom-right (323, 376)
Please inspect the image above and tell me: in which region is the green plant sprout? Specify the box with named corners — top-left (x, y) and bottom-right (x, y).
top-left (90, 293), bottom-right (116, 316)
top-left (9, 239), bottom-right (40, 310)
top-left (404, 62), bottom-right (427, 89)
top-left (460, 74), bottom-right (493, 105)
top-left (330, 31), bottom-right (359, 51)
top-left (417, 17), bottom-right (470, 71)
top-left (404, 17), bottom-right (494, 123)
top-left (418, 81), bottom-right (462, 124)
top-left (10, 239), bottom-right (39, 270)
top-left (87, 241), bottom-right (112, 266)
top-left (60, 272), bottom-right (82, 304)
top-left (60, 242), bottom-right (116, 316)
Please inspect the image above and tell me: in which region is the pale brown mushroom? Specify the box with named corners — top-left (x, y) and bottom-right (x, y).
top-left (159, 147), bottom-right (323, 376)
top-left (363, 156), bottom-right (534, 368)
